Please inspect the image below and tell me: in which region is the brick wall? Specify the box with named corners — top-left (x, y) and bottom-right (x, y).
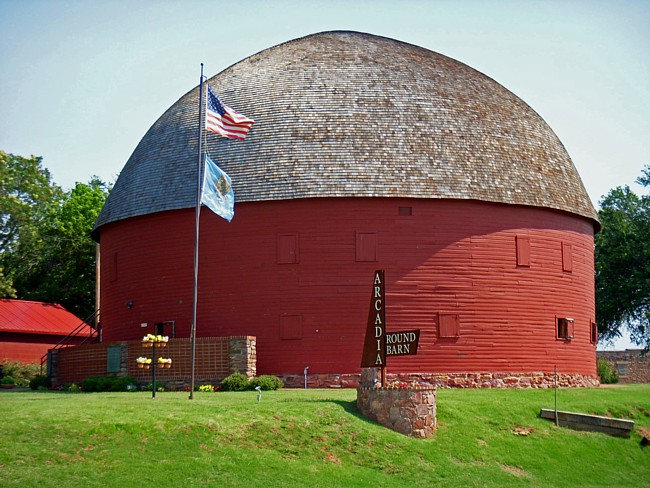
top-left (597, 350), bottom-right (650, 384)
top-left (50, 336), bottom-right (256, 387)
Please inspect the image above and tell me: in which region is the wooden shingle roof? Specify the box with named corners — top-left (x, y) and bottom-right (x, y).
top-left (94, 31), bottom-right (598, 238)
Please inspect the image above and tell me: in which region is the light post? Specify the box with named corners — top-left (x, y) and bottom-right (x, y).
top-left (138, 334), bottom-right (171, 398)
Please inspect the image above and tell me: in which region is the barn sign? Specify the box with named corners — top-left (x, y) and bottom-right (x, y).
top-left (361, 270), bottom-right (386, 368)
top-left (361, 270), bottom-right (421, 382)
top-left (386, 330), bottom-right (420, 356)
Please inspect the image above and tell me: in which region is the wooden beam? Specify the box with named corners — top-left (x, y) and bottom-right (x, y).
top-left (539, 409), bottom-right (634, 438)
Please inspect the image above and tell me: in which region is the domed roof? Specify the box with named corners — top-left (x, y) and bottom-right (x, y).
top-left (94, 31), bottom-right (598, 237)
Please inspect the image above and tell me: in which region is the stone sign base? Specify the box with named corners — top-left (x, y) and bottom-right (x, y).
top-left (357, 387), bottom-right (437, 438)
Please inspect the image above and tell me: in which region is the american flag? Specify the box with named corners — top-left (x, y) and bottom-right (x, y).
top-left (205, 85), bottom-right (254, 140)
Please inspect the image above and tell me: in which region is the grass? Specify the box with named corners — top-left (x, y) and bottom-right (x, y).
top-left (0, 385), bottom-right (648, 487)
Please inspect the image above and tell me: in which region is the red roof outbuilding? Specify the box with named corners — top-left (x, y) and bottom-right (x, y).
top-left (0, 299), bottom-right (90, 364)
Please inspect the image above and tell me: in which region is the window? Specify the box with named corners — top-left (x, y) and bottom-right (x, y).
top-left (277, 233), bottom-right (299, 264)
top-left (557, 317), bottom-right (574, 340)
top-left (155, 321), bottom-right (175, 338)
top-left (590, 321), bottom-right (598, 344)
top-left (356, 231), bottom-right (378, 262)
top-left (516, 235), bottom-right (530, 267)
top-left (562, 242), bottom-right (573, 272)
top-left (616, 363), bottom-right (627, 376)
top-left (438, 313), bottom-right (460, 338)
top-left (279, 314), bottom-right (302, 340)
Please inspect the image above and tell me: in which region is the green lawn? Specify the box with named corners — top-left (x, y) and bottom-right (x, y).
top-left (1, 385), bottom-right (648, 487)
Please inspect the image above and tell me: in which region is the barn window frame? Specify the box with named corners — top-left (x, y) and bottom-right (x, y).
top-left (155, 320), bottom-right (175, 338)
top-left (556, 317), bottom-right (574, 340)
top-left (356, 231), bottom-right (378, 262)
top-left (398, 206), bottom-right (413, 216)
top-left (590, 321), bottom-right (598, 344)
top-left (562, 242), bottom-right (573, 272)
top-left (516, 235), bottom-right (530, 267)
top-left (437, 313), bottom-right (460, 338)
top-left (277, 233), bottom-right (299, 264)
top-left (279, 314), bottom-right (303, 340)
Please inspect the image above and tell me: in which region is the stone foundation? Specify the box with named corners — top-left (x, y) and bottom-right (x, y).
top-left (281, 370), bottom-right (599, 389)
top-left (357, 387), bottom-right (437, 438)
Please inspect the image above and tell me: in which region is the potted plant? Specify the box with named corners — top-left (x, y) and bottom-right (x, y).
top-left (1, 375), bottom-right (16, 389)
top-left (157, 357), bottom-right (172, 368)
top-left (135, 357), bottom-right (152, 369)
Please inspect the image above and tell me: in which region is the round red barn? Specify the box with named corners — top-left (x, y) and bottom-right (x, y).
top-left (92, 32), bottom-right (600, 387)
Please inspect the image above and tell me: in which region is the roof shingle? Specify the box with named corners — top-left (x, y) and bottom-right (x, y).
top-left (94, 31), bottom-right (598, 238)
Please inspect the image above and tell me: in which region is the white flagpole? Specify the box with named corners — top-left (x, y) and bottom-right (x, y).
top-left (189, 63), bottom-right (205, 400)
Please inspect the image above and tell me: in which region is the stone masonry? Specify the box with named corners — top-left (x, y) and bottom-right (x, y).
top-left (281, 370), bottom-right (599, 389)
top-left (357, 387), bottom-right (437, 438)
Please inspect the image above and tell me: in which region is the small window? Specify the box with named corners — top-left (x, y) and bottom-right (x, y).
top-left (516, 235), bottom-right (530, 267)
top-left (562, 242), bottom-right (573, 272)
top-left (277, 233), bottom-right (299, 264)
top-left (557, 317), bottom-right (574, 340)
top-left (155, 320), bottom-right (175, 338)
top-left (279, 314), bottom-right (302, 340)
top-left (398, 206), bottom-right (412, 216)
top-left (356, 232), bottom-right (378, 262)
top-left (438, 313), bottom-right (460, 338)
top-left (590, 321), bottom-right (598, 344)
top-left (616, 363), bottom-right (627, 376)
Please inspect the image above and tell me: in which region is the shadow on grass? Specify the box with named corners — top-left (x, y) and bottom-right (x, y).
top-left (299, 398), bottom-right (384, 427)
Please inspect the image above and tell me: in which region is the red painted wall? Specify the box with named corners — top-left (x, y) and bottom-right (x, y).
top-left (98, 198), bottom-right (597, 377)
top-left (0, 332), bottom-right (85, 364)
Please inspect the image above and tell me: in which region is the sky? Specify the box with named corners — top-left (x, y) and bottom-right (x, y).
top-left (1, 0), bottom-right (648, 349)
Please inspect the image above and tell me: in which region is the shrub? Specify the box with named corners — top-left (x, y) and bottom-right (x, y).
top-left (110, 376), bottom-right (139, 392)
top-left (82, 376), bottom-right (112, 392)
top-left (81, 375), bottom-right (140, 392)
top-left (29, 375), bottom-right (52, 390)
top-left (1, 360), bottom-right (40, 387)
top-left (219, 373), bottom-right (250, 391)
top-left (597, 359), bottom-right (619, 384)
top-left (145, 381), bottom-right (165, 392)
top-left (1, 375), bottom-right (16, 385)
top-left (249, 375), bottom-right (284, 391)
top-left (67, 383), bottom-right (81, 393)
top-left (198, 384), bottom-right (215, 392)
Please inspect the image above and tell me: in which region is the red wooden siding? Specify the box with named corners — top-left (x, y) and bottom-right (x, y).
top-left (0, 332), bottom-right (86, 364)
top-left (98, 198), bottom-right (596, 378)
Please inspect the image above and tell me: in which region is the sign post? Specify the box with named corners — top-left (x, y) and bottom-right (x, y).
top-left (361, 270), bottom-right (420, 388)
top-left (360, 270), bottom-right (386, 385)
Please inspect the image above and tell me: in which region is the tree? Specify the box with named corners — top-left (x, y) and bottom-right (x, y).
top-left (10, 179), bottom-right (111, 318)
top-left (0, 151), bottom-right (63, 297)
top-left (0, 266), bottom-right (16, 298)
top-left (1, 150), bottom-right (111, 318)
top-left (595, 165), bottom-right (650, 350)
